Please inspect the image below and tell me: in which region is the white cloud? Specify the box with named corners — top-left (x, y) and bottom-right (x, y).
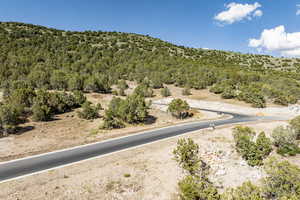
top-left (297, 4), bottom-right (300, 15)
top-left (249, 25), bottom-right (300, 57)
top-left (253, 10), bottom-right (263, 17)
top-left (214, 2), bottom-right (262, 25)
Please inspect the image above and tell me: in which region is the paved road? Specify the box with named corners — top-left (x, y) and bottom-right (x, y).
top-left (0, 108), bottom-right (279, 182)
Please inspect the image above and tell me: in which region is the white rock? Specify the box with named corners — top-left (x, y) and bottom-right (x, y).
top-left (215, 169), bottom-right (226, 176)
top-left (239, 160), bottom-right (247, 166)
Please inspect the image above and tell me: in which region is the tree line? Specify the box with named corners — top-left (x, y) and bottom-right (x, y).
top-left (0, 22), bottom-right (300, 109)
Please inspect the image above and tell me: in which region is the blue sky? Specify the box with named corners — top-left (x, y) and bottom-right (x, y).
top-left (0, 0), bottom-right (299, 57)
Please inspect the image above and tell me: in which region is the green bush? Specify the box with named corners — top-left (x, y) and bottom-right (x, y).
top-left (118, 88), bottom-right (126, 96)
top-left (238, 86), bottom-right (266, 108)
top-left (117, 80), bottom-right (129, 90)
top-left (116, 80), bottom-right (128, 96)
top-left (173, 138), bottom-right (204, 176)
top-left (274, 95), bottom-right (289, 106)
top-left (33, 89), bottom-right (51, 107)
top-left (233, 126), bottom-right (272, 166)
top-left (276, 144), bottom-right (300, 156)
top-left (173, 138), bottom-right (219, 200)
top-left (256, 132), bottom-right (273, 158)
top-left (83, 75), bottom-right (111, 93)
top-left (77, 101), bottom-right (101, 120)
top-left (240, 92), bottom-right (266, 108)
top-left (119, 94), bottom-right (149, 124)
top-left (233, 126), bottom-right (256, 153)
top-left (0, 103), bottom-right (23, 136)
top-left (50, 70), bottom-right (68, 90)
top-left (102, 115), bottom-right (125, 129)
top-left (111, 90), bottom-right (118, 96)
top-left (8, 88), bottom-right (36, 108)
top-left (290, 116), bottom-right (300, 139)
top-left (210, 83), bottom-right (225, 94)
top-left (160, 87), bottom-right (171, 97)
top-left (168, 99), bottom-right (192, 119)
top-left (222, 181), bottom-right (264, 200)
top-left (73, 90), bottom-right (87, 105)
top-left (182, 87), bottom-right (191, 96)
top-left (32, 103), bottom-right (52, 122)
top-left (101, 94), bottom-right (150, 129)
top-left (178, 175), bottom-right (220, 200)
top-left (222, 158), bottom-right (300, 200)
top-left (33, 90), bottom-right (84, 121)
top-left (221, 87), bottom-right (236, 99)
top-left (48, 92), bottom-right (75, 113)
top-left (271, 126), bottom-right (299, 156)
top-left (67, 74), bottom-right (84, 91)
top-left (133, 83), bottom-right (154, 97)
top-left (263, 158), bottom-right (300, 199)
top-left (274, 94), bottom-right (297, 106)
top-left (150, 73), bottom-right (164, 89)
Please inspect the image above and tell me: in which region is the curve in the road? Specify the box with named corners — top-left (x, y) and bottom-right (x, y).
top-left (0, 108), bottom-right (275, 182)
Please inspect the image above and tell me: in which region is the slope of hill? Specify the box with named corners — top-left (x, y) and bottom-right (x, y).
top-left (0, 21), bottom-right (300, 107)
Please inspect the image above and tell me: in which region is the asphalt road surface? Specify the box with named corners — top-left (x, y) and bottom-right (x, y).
top-left (0, 108), bottom-right (280, 182)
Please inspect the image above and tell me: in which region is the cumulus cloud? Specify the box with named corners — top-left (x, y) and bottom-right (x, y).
top-left (253, 10), bottom-right (263, 17)
top-left (249, 25), bottom-right (300, 57)
top-left (214, 2), bottom-right (262, 25)
top-left (297, 4), bottom-right (300, 15)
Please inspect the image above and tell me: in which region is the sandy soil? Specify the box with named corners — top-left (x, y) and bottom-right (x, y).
top-left (154, 97), bottom-right (300, 119)
top-left (155, 85), bottom-right (282, 108)
top-left (0, 121), bottom-right (292, 200)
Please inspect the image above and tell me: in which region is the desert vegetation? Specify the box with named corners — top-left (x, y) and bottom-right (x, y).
top-left (0, 22), bottom-right (300, 112)
top-left (101, 94), bottom-right (150, 130)
top-left (233, 116), bottom-right (300, 164)
top-left (167, 99), bottom-right (193, 119)
top-left (0, 86), bottom-right (85, 136)
top-left (173, 138), bottom-right (300, 200)
top-left (233, 126), bottom-right (272, 166)
top-left (172, 119), bottom-right (300, 199)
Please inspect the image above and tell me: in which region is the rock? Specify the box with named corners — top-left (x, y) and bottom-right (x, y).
top-left (215, 169), bottom-right (226, 176)
top-left (239, 160), bottom-right (247, 166)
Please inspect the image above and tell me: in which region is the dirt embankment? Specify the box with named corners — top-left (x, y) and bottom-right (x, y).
top-left (154, 97), bottom-right (299, 120)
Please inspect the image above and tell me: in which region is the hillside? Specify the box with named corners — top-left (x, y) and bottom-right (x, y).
top-left (1, 22), bottom-right (300, 70)
top-left (0, 21), bottom-right (300, 107)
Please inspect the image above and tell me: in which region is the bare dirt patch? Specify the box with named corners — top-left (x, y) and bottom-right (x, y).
top-left (0, 121), bottom-right (291, 200)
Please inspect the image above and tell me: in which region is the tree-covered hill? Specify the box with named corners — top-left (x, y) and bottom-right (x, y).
top-left (1, 21), bottom-right (300, 108)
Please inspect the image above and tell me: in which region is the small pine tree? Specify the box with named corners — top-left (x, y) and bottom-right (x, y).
top-left (77, 101), bottom-right (101, 120)
top-left (32, 103), bottom-right (52, 122)
top-left (290, 116), bottom-right (300, 139)
top-left (117, 80), bottom-right (128, 90)
top-left (178, 175), bottom-right (220, 200)
top-left (168, 99), bottom-right (191, 119)
top-left (102, 110), bottom-right (125, 129)
top-left (0, 103), bottom-right (22, 135)
top-left (182, 87), bottom-right (191, 96)
top-left (173, 138), bottom-right (207, 176)
top-left (160, 87), bottom-right (171, 97)
top-left (73, 90), bottom-right (87, 106)
top-left (256, 131), bottom-right (273, 158)
top-left (118, 88), bottom-right (126, 96)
